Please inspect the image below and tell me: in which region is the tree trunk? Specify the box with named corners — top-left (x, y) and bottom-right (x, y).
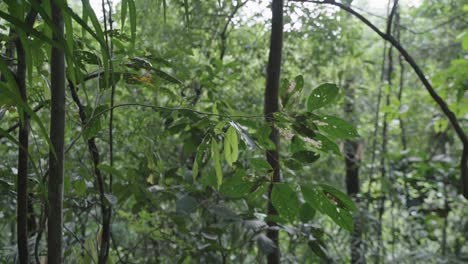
top-left (343, 80), bottom-right (364, 264)
top-left (264, 0), bottom-right (283, 263)
top-left (15, 34), bottom-right (30, 264)
top-left (14, 7), bottom-right (39, 261)
top-left (47, 0), bottom-right (66, 263)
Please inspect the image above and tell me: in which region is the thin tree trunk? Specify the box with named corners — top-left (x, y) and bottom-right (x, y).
top-left (69, 77), bottom-right (110, 264)
top-left (14, 7), bottom-right (39, 262)
top-left (264, 0), bottom-right (283, 263)
top-left (343, 80), bottom-right (364, 264)
top-left (376, 2), bottom-right (398, 263)
top-left (15, 33), bottom-right (30, 264)
top-left (101, 1), bottom-right (113, 262)
top-left (441, 182), bottom-right (448, 256)
top-left (47, 0), bottom-right (66, 263)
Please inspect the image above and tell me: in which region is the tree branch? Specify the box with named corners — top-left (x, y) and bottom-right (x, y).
top-left (0, 71), bottom-right (104, 140)
top-left (292, 0), bottom-right (468, 199)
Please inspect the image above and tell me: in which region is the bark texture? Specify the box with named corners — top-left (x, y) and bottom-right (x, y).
top-left (15, 34), bottom-right (30, 264)
top-left (264, 0), bottom-right (283, 263)
top-left (47, 0), bottom-right (66, 263)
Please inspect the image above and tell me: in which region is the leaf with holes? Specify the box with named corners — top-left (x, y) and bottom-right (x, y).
top-left (307, 83), bottom-right (339, 111)
top-left (301, 185), bottom-right (354, 232)
top-left (315, 116), bottom-right (359, 139)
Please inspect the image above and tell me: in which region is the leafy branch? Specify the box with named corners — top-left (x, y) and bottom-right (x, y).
top-left (292, 0), bottom-right (468, 199)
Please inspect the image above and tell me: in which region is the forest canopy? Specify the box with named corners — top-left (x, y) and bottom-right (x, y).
top-left (0, 0), bottom-right (467, 263)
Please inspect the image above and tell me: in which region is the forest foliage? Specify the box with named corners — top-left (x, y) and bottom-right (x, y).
top-left (0, 0), bottom-right (467, 263)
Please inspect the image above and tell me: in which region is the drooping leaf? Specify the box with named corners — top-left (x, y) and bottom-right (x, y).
top-left (0, 10), bottom-right (56, 46)
top-left (128, 0), bottom-right (136, 43)
top-left (121, 0), bottom-right (128, 28)
top-left (193, 135), bottom-right (210, 179)
top-left (211, 139), bottom-right (223, 187)
top-left (230, 121), bottom-right (256, 150)
top-left (224, 126), bottom-right (239, 166)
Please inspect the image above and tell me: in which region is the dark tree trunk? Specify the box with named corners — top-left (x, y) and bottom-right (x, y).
top-left (343, 80), bottom-right (364, 264)
top-left (47, 0), bottom-right (66, 263)
top-left (15, 34), bottom-right (30, 264)
top-left (13, 8), bottom-right (39, 261)
top-left (264, 0), bottom-right (283, 263)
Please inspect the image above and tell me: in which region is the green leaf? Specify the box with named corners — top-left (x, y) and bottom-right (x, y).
top-left (78, 0), bottom-right (110, 86)
top-left (176, 195), bottom-right (198, 215)
top-left (0, 127), bottom-right (20, 146)
top-left (312, 133), bottom-right (341, 155)
top-left (74, 180), bottom-right (87, 196)
top-left (281, 75), bottom-right (304, 108)
top-left (292, 151), bottom-right (320, 163)
top-left (271, 183), bottom-right (299, 223)
top-left (250, 158), bottom-right (272, 171)
top-left (153, 69), bottom-right (183, 85)
top-left (0, 77), bottom-right (53, 157)
top-left (220, 173), bottom-right (254, 199)
top-left (301, 185), bottom-right (354, 232)
top-left (290, 135), bottom-right (307, 153)
top-left (308, 240), bottom-right (331, 262)
top-left (192, 135), bottom-right (210, 179)
top-left (0, 10), bottom-right (56, 47)
top-left (255, 125), bottom-right (275, 150)
top-left (211, 139), bottom-right (222, 187)
top-left (319, 184), bottom-right (357, 212)
top-left (183, 0), bottom-right (190, 25)
top-left (307, 83), bottom-right (339, 111)
top-left (128, 0), bottom-right (136, 43)
top-left (316, 116), bottom-right (359, 139)
top-left (300, 203), bottom-right (316, 222)
top-left (121, 0), bottom-right (128, 28)
top-left (64, 8), bottom-right (76, 85)
top-left (97, 164), bottom-right (122, 178)
top-left (224, 126), bottom-right (239, 166)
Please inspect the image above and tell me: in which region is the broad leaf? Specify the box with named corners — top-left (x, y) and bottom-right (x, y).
top-left (307, 83), bottom-right (339, 111)
top-left (271, 183), bottom-right (299, 222)
top-left (315, 116), bottom-right (359, 139)
top-left (302, 185), bottom-right (354, 232)
top-left (220, 175), bottom-right (254, 199)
